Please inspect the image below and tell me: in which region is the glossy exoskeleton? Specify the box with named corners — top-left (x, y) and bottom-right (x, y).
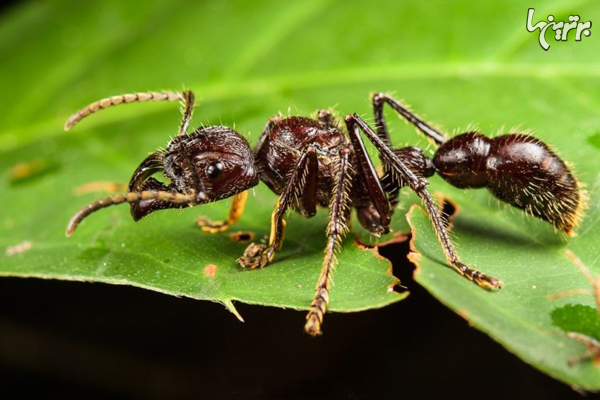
top-left (64, 90), bottom-right (584, 336)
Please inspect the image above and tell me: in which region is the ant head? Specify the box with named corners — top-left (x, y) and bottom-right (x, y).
top-left (128, 126), bottom-right (259, 220)
top-left (163, 126), bottom-right (259, 200)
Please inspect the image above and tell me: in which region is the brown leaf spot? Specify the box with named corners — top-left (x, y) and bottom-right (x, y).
top-left (229, 231), bottom-right (254, 243)
top-left (6, 241), bottom-right (33, 256)
top-left (203, 264), bottom-right (218, 278)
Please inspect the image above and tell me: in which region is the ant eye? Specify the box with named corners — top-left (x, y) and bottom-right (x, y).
top-left (206, 161), bottom-right (224, 179)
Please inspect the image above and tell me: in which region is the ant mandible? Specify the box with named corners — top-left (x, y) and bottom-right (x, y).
top-left (64, 90), bottom-right (584, 336)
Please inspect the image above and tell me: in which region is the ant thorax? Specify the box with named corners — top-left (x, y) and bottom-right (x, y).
top-left (255, 116), bottom-right (348, 212)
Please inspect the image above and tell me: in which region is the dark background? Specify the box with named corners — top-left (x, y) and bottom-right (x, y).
top-left (0, 240), bottom-right (586, 399)
top-left (0, 1), bottom-right (594, 399)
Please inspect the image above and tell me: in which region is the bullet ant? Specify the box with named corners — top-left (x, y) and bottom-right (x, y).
top-left (64, 90), bottom-right (585, 336)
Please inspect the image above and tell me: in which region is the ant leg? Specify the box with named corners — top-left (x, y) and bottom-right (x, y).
top-left (64, 91), bottom-right (183, 131)
top-left (238, 147), bottom-right (318, 269)
top-left (300, 149), bottom-right (319, 218)
top-left (372, 93), bottom-right (446, 146)
top-left (305, 148), bottom-right (352, 336)
top-left (344, 115), bottom-right (391, 233)
top-left (197, 191), bottom-right (248, 233)
top-left (346, 114), bottom-right (502, 290)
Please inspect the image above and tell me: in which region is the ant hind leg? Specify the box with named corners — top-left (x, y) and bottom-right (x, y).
top-left (346, 113), bottom-right (502, 290)
top-left (372, 93), bottom-right (446, 146)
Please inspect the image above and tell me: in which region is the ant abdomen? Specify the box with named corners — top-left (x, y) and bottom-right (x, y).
top-left (434, 132), bottom-right (582, 234)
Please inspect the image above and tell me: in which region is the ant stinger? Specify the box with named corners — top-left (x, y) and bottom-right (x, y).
top-left (64, 90), bottom-right (585, 336)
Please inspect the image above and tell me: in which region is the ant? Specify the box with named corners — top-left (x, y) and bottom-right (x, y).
top-left (64, 90), bottom-right (585, 336)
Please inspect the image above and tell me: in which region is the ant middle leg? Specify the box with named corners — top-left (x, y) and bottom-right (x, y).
top-left (372, 93), bottom-right (446, 146)
top-left (238, 147), bottom-right (318, 269)
top-left (346, 113), bottom-right (502, 290)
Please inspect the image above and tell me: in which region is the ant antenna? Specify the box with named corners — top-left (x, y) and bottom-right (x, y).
top-left (66, 190), bottom-right (198, 236)
top-left (64, 91), bottom-right (183, 131)
top-left (178, 90), bottom-right (195, 136)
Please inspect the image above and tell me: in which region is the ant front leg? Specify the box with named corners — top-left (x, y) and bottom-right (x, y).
top-left (346, 113), bottom-right (503, 290)
top-left (305, 147), bottom-right (352, 336)
top-left (238, 147), bottom-right (318, 269)
top-left (372, 93), bottom-right (446, 146)
top-left (197, 191), bottom-right (248, 233)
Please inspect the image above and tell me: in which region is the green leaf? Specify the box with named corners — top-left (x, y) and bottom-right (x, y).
top-left (1, 0), bottom-right (600, 390)
top-left (552, 304), bottom-right (600, 341)
top-left (408, 199), bottom-right (600, 389)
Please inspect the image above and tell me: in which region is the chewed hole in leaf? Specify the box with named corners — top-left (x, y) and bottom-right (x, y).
top-left (378, 238), bottom-right (412, 294)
